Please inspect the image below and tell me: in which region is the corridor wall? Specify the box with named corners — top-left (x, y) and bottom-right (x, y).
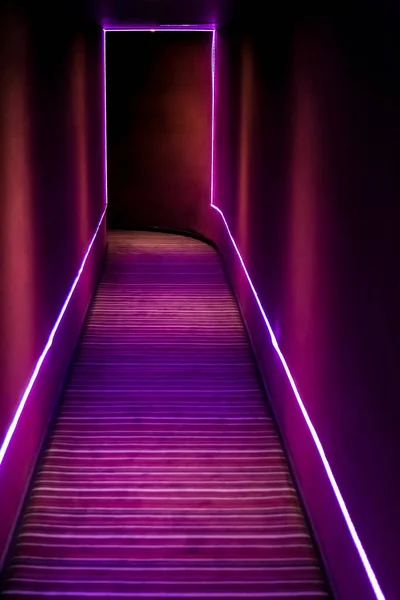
top-left (0, 2), bottom-right (106, 566)
top-left (213, 7), bottom-right (400, 599)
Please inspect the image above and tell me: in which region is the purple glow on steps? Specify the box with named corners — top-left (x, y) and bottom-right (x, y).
top-left (1, 231), bottom-right (330, 597)
top-left (0, 22), bottom-right (384, 600)
top-left (0, 208), bottom-right (106, 468)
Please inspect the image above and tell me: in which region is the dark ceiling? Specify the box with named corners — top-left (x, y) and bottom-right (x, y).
top-left (84, 0), bottom-right (263, 28)
top-left (10, 0), bottom-right (394, 32)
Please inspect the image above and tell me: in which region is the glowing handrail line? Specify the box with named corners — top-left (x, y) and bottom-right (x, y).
top-left (211, 206), bottom-right (385, 600)
top-left (209, 24), bottom-right (384, 600)
top-left (210, 213), bottom-right (385, 600)
top-left (0, 23), bottom-right (385, 600)
top-left (0, 208), bottom-right (107, 467)
top-left (0, 26), bottom-right (214, 469)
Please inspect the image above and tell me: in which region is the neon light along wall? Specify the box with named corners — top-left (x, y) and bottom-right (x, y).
top-left (0, 25), bottom-right (386, 600)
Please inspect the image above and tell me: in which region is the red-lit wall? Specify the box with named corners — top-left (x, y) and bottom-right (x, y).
top-left (0, 4), bottom-right (106, 566)
top-left (106, 31), bottom-right (213, 234)
top-left (214, 11), bottom-right (400, 600)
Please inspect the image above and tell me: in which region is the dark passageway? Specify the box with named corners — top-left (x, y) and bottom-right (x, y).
top-left (0, 2), bottom-right (399, 600)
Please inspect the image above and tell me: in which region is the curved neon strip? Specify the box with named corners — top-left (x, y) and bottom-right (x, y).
top-left (0, 25), bottom-right (214, 471)
top-left (210, 28), bottom-right (384, 600)
top-left (210, 37), bottom-right (384, 598)
top-left (0, 22), bottom-right (384, 600)
top-left (211, 206), bottom-right (385, 600)
top-left (0, 208), bottom-right (106, 467)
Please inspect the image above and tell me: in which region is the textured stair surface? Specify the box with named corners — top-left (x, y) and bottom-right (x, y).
top-left (1, 231), bottom-right (330, 598)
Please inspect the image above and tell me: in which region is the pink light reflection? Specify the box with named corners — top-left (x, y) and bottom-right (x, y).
top-left (0, 208), bottom-right (106, 467)
top-left (102, 29), bottom-right (108, 207)
top-left (1, 22), bottom-right (385, 600)
top-left (211, 207), bottom-right (386, 600)
top-left (0, 24), bottom-right (214, 470)
top-left (210, 32), bottom-right (385, 600)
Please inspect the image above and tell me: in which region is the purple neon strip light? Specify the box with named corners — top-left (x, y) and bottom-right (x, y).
top-left (210, 31), bottom-right (385, 600)
top-left (0, 26), bottom-right (212, 471)
top-left (102, 30), bottom-right (108, 206)
top-left (0, 24), bottom-right (385, 600)
top-left (211, 203), bottom-right (386, 600)
top-left (103, 26), bottom-right (215, 32)
top-left (210, 30), bottom-right (216, 209)
top-left (0, 208), bottom-right (106, 468)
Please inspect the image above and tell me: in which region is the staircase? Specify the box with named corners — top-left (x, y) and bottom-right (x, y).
top-left (0, 231), bottom-right (330, 598)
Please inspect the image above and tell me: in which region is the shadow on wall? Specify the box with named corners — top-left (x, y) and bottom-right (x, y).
top-left (0, 10), bottom-right (38, 447)
top-left (214, 8), bottom-right (400, 600)
top-left (0, 6), bottom-right (104, 444)
top-left (0, 1), bottom-right (106, 568)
